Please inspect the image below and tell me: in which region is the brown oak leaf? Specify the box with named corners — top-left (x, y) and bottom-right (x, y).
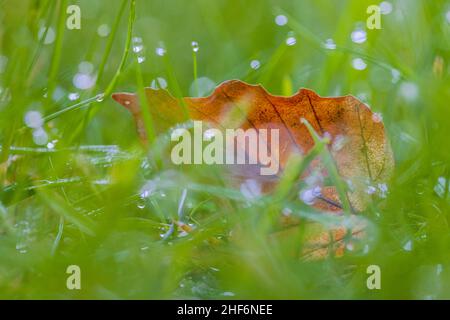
top-left (113, 80), bottom-right (394, 258)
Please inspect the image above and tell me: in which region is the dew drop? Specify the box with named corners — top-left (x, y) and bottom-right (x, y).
top-left (437, 264), bottom-right (443, 276)
top-left (97, 24), bottom-right (110, 37)
top-left (68, 92), bottom-right (79, 101)
top-left (38, 26), bottom-right (55, 44)
top-left (378, 183), bottom-right (388, 198)
top-left (191, 41), bottom-right (199, 53)
top-left (372, 112), bottom-right (383, 123)
top-left (286, 36), bottom-right (296, 46)
top-left (24, 111), bottom-right (43, 129)
top-left (299, 186), bottom-right (321, 205)
top-left (380, 1), bottom-right (393, 15)
top-left (189, 77), bottom-right (215, 97)
top-left (391, 68), bottom-right (401, 83)
top-left (366, 185), bottom-right (377, 195)
top-left (282, 207), bottom-right (292, 216)
top-left (203, 129), bottom-right (216, 141)
top-left (240, 179), bottom-right (262, 200)
top-left (434, 177), bottom-right (447, 198)
top-left (352, 58), bottom-right (367, 70)
top-left (275, 14), bottom-right (288, 26)
top-left (73, 73), bottom-right (96, 90)
top-left (363, 244), bottom-right (370, 254)
top-left (137, 201), bottom-right (146, 209)
top-left (95, 93), bottom-right (105, 102)
top-left (332, 134), bottom-right (346, 152)
top-left (132, 37), bottom-right (144, 53)
top-left (156, 47), bottom-right (166, 56)
top-left (133, 45), bottom-right (144, 53)
top-left (250, 59), bottom-right (260, 70)
top-left (52, 86), bottom-right (65, 101)
top-left (351, 28), bottom-right (367, 44)
top-left (32, 128), bottom-right (48, 146)
top-left (323, 38), bottom-right (336, 50)
top-left (78, 61), bottom-right (94, 74)
top-left (403, 240), bottom-right (413, 251)
top-left (150, 77), bottom-right (168, 89)
top-left (222, 291), bottom-right (235, 297)
top-left (399, 82), bottom-right (419, 101)
top-left (0, 55), bottom-right (8, 73)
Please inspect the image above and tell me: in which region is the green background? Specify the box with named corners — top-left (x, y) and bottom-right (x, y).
top-left (0, 0), bottom-right (449, 299)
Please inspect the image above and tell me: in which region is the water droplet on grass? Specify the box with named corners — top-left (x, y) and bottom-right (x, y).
top-left (95, 93), bottom-right (105, 102)
top-left (378, 183), bottom-right (388, 198)
top-left (150, 77), bottom-right (168, 89)
top-left (434, 177), bottom-right (447, 198)
top-left (352, 58), bottom-right (367, 70)
top-left (38, 26), bottom-right (55, 44)
top-left (299, 186), bottom-right (322, 205)
top-left (240, 179), bottom-right (262, 200)
top-left (366, 185), bottom-right (377, 195)
top-left (68, 92), bottom-right (79, 101)
top-left (286, 36), bottom-right (296, 46)
top-left (380, 1), bottom-right (393, 15)
top-left (399, 82), bottom-right (419, 101)
top-left (46, 140), bottom-right (57, 149)
top-left (403, 240), bottom-right (413, 251)
top-left (250, 59), bottom-right (260, 70)
top-left (78, 61), bottom-right (94, 74)
top-left (351, 28), bottom-right (367, 44)
top-left (0, 55), bottom-right (8, 73)
top-left (137, 201), bottom-right (146, 209)
top-left (132, 37), bottom-right (144, 54)
top-left (191, 41), bottom-right (199, 52)
top-left (156, 47), bottom-right (166, 56)
top-left (73, 73), bottom-right (96, 90)
top-left (24, 111), bottom-right (43, 128)
top-left (391, 68), bottom-right (401, 83)
top-left (97, 24), bottom-right (110, 37)
top-left (133, 45), bottom-right (144, 53)
top-left (372, 112), bottom-right (383, 123)
top-left (323, 38), bottom-right (336, 50)
top-left (189, 77), bottom-right (215, 97)
top-left (32, 128), bottom-right (48, 145)
top-left (275, 14), bottom-right (288, 26)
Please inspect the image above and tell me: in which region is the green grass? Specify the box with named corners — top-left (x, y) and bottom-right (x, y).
top-left (0, 0), bottom-right (450, 299)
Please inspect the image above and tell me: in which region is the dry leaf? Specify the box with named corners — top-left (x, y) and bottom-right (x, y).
top-left (113, 80), bottom-right (394, 257)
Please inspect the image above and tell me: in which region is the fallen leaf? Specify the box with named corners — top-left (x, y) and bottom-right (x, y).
top-left (113, 80), bottom-right (394, 258)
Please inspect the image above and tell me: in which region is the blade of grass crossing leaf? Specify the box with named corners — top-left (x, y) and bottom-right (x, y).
top-left (73, 0), bottom-right (135, 140)
top-left (103, 0), bottom-right (136, 97)
top-left (26, 0), bottom-right (53, 77)
top-left (192, 47), bottom-right (199, 96)
top-left (42, 95), bottom-right (103, 123)
top-left (135, 62), bottom-right (157, 145)
top-left (95, 0), bottom-right (128, 91)
top-left (258, 43), bottom-right (287, 86)
top-left (301, 118), bottom-right (353, 216)
top-left (47, 0), bottom-right (67, 102)
top-left (162, 53), bottom-right (190, 120)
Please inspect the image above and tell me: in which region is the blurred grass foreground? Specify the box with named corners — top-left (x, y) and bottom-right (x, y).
top-left (0, 0), bottom-right (450, 299)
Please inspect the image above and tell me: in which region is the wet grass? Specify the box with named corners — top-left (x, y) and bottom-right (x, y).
top-left (0, 0), bottom-right (450, 299)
